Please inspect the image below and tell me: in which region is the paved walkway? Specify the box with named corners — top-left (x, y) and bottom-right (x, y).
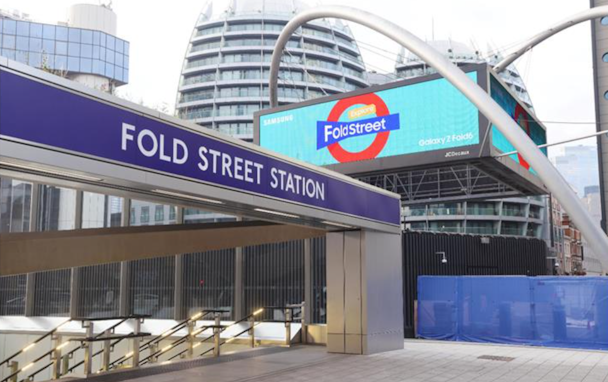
top-left (115, 340), bottom-right (608, 382)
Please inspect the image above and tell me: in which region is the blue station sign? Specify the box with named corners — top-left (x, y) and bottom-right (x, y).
top-left (0, 68), bottom-right (400, 226)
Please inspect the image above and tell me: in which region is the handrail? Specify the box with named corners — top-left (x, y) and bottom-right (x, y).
top-left (1, 339), bottom-right (71, 382)
top-left (17, 361), bottom-right (52, 382)
top-left (64, 315), bottom-right (137, 374)
top-left (0, 319), bottom-right (70, 368)
top-left (138, 325), bottom-right (212, 365)
top-left (108, 310), bottom-right (211, 369)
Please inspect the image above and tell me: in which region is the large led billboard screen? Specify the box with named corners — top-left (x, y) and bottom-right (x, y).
top-left (258, 71), bottom-right (480, 167)
top-left (490, 74), bottom-right (547, 176)
top-left (255, 64), bottom-right (548, 195)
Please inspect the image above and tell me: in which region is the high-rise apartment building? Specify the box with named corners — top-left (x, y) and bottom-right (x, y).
top-left (175, 0), bottom-right (369, 142)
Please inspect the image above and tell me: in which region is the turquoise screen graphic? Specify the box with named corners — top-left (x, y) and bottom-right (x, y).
top-left (490, 76), bottom-right (547, 175)
top-left (259, 72), bottom-right (480, 166)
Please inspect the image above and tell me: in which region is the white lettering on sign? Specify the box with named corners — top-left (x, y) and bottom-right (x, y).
top-left (121, 122), bottom-right (326, 202)
top-left (269, 168), bottom-right (325, 201)
top-left (418, 132), bottom-right (475, 147)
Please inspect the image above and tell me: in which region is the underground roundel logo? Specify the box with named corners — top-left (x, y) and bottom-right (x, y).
top-left (315, 93), bottom-right (400, 163)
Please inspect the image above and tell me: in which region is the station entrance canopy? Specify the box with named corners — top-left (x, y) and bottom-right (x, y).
top-left (256, 63), bottom-right (549, 202)
top-left (0, 58), bottom-right (400, 276)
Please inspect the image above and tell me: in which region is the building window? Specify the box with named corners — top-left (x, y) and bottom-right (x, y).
top-left (141, 206), bottom-right (150, 223)
top-left (169, 206), bottom-right (176, 221)
top-left (155, 205), bottom-right (164, 222)
top-left (602, 17), bottom-right (608, 26)
top-left (130, 207), bottom-right (135, 225)
top-left (603, 53), bottom-right (608, 63)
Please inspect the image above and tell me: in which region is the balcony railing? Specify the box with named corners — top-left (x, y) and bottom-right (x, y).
top-left (501, 227), bottom-right (522, 236)
top-left (502, 209), bottom-right (526, 217)
top-left (428, 208), bottom-right (463, 216)
top-left (466, 227), bottom-right (497, 235)
top-left (466, 208), bottom-right (497, 216)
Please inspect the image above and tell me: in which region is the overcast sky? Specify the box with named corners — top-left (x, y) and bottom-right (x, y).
top-left (2, 0), bottom-right (598, 152)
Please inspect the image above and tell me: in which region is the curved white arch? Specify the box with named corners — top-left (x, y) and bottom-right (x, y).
top-left (268, 5), bottom-right (608, 267)
top-left (494, 6), bottom-right (608, 73)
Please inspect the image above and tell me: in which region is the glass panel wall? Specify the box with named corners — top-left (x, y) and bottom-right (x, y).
top-left (130, 200), bottom-right (177, 226)
top-left (82, 192), bottom-right (123, 228)
top-left (37, 185), bottom-right (76, 231)
top-left (0, 177), bottom-right (32, 233)
top-left (184, 208), bottom-right (236, 224)
top-left (0, 18), bottom-right (129, 83)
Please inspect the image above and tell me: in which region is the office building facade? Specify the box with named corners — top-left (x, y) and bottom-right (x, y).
top-left (0, 3), bottom-right (129, 92)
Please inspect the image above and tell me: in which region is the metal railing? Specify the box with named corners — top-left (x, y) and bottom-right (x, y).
top-left (0, 315), bottom-right (149, 382)
top-left (0, 306), bottom-right (304, 381)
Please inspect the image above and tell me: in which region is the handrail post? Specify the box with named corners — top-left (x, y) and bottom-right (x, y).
top-left (8, 361), bottom-right (18, 382)
top-left (131, 317), bottom-right (141, 367)
top-left (213, 313), bottom-right (221, 358)
top-left (248, 315), bottom-right (255, 348)
top-left (148, 343), bottom-right (158, 364)
top-left (83, 321), bottom-right (94, 376)
top-left (285, 308), bottom-right (291, 347)
top-left (102, 329), bottom-right (111, 372)
top-left (61, 354), bottom-right (70, 376)
top-left (186, 321), bottom-right (195, 359)
top-left (301, 302), bottom-right (307, 344)
top-left (51, 333), bottom-right (62, 379)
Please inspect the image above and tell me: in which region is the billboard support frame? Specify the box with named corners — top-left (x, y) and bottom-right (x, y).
top-left (266, 5), bottom-right (608, 268)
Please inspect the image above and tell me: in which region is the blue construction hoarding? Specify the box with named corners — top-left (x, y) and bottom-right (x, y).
top-left (417, 276), bottom-right (608, 350)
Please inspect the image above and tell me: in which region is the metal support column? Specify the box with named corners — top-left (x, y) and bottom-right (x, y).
top-left (213, 313), bottom-right (221, 357)
top-left (24, 272), bottom-right (36, 317)
top-left (174, 254), bottom-right (185, 320)
top-left (74, 191), bottom-right (83, 230)
top-left (119, 262), bottom-right (130, 317)
top-left (303, 238), bottom-right (312, 344)
top-left (234, 247), bottom-right (244, 320)
top-left (234, 216), bottom-right (244, 320)
top-left (28, 183), bottom-right (39, 232)
top-left (69, 267), bottom-right (81, 319)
